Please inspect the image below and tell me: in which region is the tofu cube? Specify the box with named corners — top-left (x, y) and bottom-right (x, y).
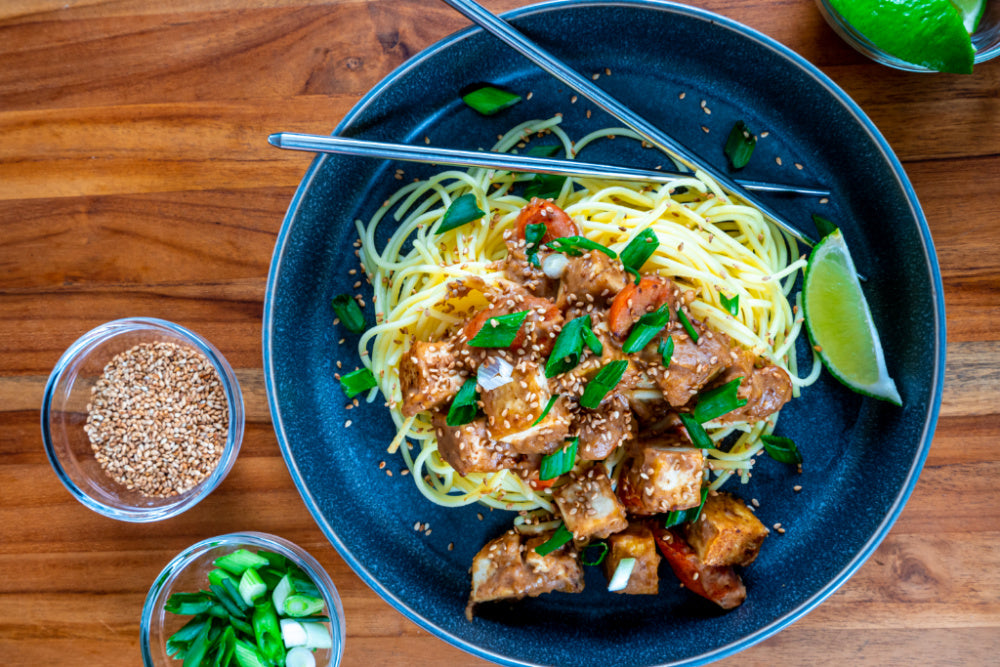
top-left (468, 529), bottom-right (584, 618)
top-left (432, 413), bottom-right (518, 476)
top-left (575, 392), bottom-right (634, 460)
top-left (553, 470), bottom-right (628, 540)
top-left (481, 361), bottom-right (571, 454)
top-left (399, 340), bottom-right (465, 416)
top-left (603, 523), bottom-right (662, 595)
top-left (685, 492), bottom-right (769, 567)
top-left (618, 438), bottom-right (705, 516)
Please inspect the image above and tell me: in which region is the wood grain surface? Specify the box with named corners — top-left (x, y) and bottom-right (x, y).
top-left (1, 1), bottom-right (998, 665)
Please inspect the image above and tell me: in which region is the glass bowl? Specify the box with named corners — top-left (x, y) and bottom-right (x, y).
top-left (141, 532), bottom-right (346, 667)
top-left (41, 317), bottom-right (245, 522)
top-left (816, 0), bottom-right (1000, 72)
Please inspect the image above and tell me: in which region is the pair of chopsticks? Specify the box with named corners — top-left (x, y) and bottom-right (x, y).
top-left (269, 0), bottom-right (821, 246)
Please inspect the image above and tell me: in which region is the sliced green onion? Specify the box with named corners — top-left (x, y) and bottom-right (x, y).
top-left (544, 314), bottom-right (594, 378)
top-left (211, 581), bottom-right (249, 618)
top-left (623, 265), bottom-right (641, 284)
top-left (208, 568), bottom-right (237, 590)
top-left (677, 308), bottom-right (699, 342)
top-left (467, 310), bottom-right (529, 347)
top-left (530, 394), bottom-right (560, 427)
top-left (282, 594), bottom-right (326, 618)
top-left (679, 412), bottom-right (714, 449)
top-left (607, 557), bottom-right (636, 592)
top-left (280, 619), bottom-right (332, 650)
top-left (271, 574), bottom-right (293, 616)
top-left (658, 335), bottom-right (674, 367)
top-left (338, 367), bottom-right (377, 399)
top-left (445, 377), bottom-right (479, 427)
top-left (524, 172), bottom-right (567, 199)
top-left (540, 437), bottom-right (578, 480)
top-left (212, 626), bottom-right (236, 667)
top-left (285, 646), bottom-right (318, 667)
top-left (812, 213), bottom-right (839, 239)
top-left (621, 304), bottom-right (671, 354)
top-left (252, 600), bottom-right (285, 665)
top-left (169, 616), bottom-right (210, 645)
top-left (724, 120), bottom-right (757, 169)
top-left (461, 84), bottom-right (521, 115)
top-left (165, 592), bottom-right (214, 616)
top-left (693, 377), bottom-right (748, 423)
top-left (330, 294), bottom-right (366, 334)
top-left (580, 542), bottom-right (609, 566)
top-left (233, 638), bottom-right (269, 667)
top-left (580, 360), bottom-right (629, 409)
top-left (524, 222), bottom-right (547, 267)
top-left (720, 291), bottom-right (740, 317)
top-left (238, 567), bottom-right (267, 606)
top-left (437, 193), bottom-right (485, 234)
top-left (214, 549), bottom-right (270, 576)
top-left (181, 620), bottom-right (212, 667)
top-left (761, 434), bottom-right (803, 465)
top-left (525, 144), bottom-right (561, 158)
top-left (581, 325), bottom-right (603, 356)
top-left (663, 485), bottom-right (709, 528)
top-left (620, 228), bottom-right (659, 277)
top-left (534, 524), bottom-right (574, 556)
top-left (545, 236), bottom-right (618, 259)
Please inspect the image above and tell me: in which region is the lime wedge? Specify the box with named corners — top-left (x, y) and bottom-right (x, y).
top-left (828, 0), bottom-right (975, 74)
top-left (802, 230), bottom-right (902, 406)
top-left (951, 0), bottom-right (986, 33)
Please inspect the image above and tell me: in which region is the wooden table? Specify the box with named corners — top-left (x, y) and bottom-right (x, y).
top-left (2, 1), bottom-right (997, 665)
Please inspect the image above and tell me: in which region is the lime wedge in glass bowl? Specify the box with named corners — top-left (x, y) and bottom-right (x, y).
top-left (802, 229), bottom-right (902, 405)
top-left (816, 0), bottom-right (1000, 73)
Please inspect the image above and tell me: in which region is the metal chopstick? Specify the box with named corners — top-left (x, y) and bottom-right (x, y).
top-left (268, 132), bottom-right (831, 197)
top-left (440, 0), bottom-right (819, 246)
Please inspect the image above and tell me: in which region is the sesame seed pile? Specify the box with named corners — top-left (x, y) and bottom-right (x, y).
top-left (84, 341), bottom-right (229, 498)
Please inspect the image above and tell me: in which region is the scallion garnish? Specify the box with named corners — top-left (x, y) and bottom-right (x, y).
top-left (621, 303), bottom-right (671, 354)
top-left (467, 310), bottom-right (530, 347)
top-left (724, 120), bottom-right (757, 169)
top-left (579, 360), bottom-right (629, 409)
top-left (525, 144), bottom-right (561, 158)
top-left (658, 335), bottom-right (674, 367)
top-left (524, 172), bottom-right (567, 200)
top-left (620, 228), bottom-right (659, 280)
top-left (545, 236), bottom-right (618, 259)
top-left (461, 84), bottom-right (522, 115)
top-left (693, 377), bottom-right (748, 423)
top-left (534, 523), bottom-right (574, 556)
top-left (812, 213), bottom-right (839, 239)
top-left (663, 486), bottom-right (709, 528)
top-left (339, 367), bottom-right (377, 398)
top-left (761, 434), bottom-right (803, 465)
top-left (679, 412), bottom-right (714, 449)
top-left (215, 549), bottom-right (270, 576)
top-left (580, 542), bottom-right (609, 566)
top-left (607, 557), bottom-right (636, 592)
top-left (524, 222), bottom-right (547, 267)
top-left (252, 600), bottom-right (286, 665)
top-left (581, 324), bottom-right (603, 356)
top-left (530, 394), bottom-right (560, 427)
top-left (544, 314), bottom-right (597, 378)
top-left (445, 378), bottom-right (479, 427)
top-left (677, 308), bottom-right (699, 342)
top-left (331, 294), bottom-right (366, 334)
top-left (720, 291), bottom-right (740, 317)
top-left (540, 437), bottom-right (578, 480)
top-left (437, 193), bottom-right (486, 234)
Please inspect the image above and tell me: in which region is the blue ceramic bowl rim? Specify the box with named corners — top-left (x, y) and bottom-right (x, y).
top-left (263, 1), bottom-right (946, 664)
top-left (140, 531), bottom-right (346, 666)
top-left (41, 316), bottom-right (245, 522)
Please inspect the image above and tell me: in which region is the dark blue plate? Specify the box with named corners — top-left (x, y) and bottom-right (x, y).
top-left (263, 2), bottom-right (945, 665)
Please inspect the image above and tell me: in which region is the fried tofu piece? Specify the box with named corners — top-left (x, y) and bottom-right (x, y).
top-left (399, 340), bottom-right (465, 417)
top-left (618, 435), bottom-right (705, 516)
top-left (553, 469), bottom-right (628, 541)
top-left (480, 361), bottom-right (571, 454)
top-left (432, 413), bottom-right (518, 476)
top-left (646, 323), bottom-right (731, 407)
top-left (603, 523), bottom-right (661, 595)
top-left (467, 529), bottom-right (584, 618)
top-left (685, 492), bottom-right (769, 567)
top-left (574, 392), bottom-right (634, 460)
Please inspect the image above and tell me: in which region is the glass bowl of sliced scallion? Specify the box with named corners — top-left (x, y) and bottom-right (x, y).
top-left (141, 532), bottom-right (345, 667)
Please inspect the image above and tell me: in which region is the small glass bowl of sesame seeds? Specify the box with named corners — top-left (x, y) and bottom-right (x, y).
top-left (41, 317), bottom-right (245, 522)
